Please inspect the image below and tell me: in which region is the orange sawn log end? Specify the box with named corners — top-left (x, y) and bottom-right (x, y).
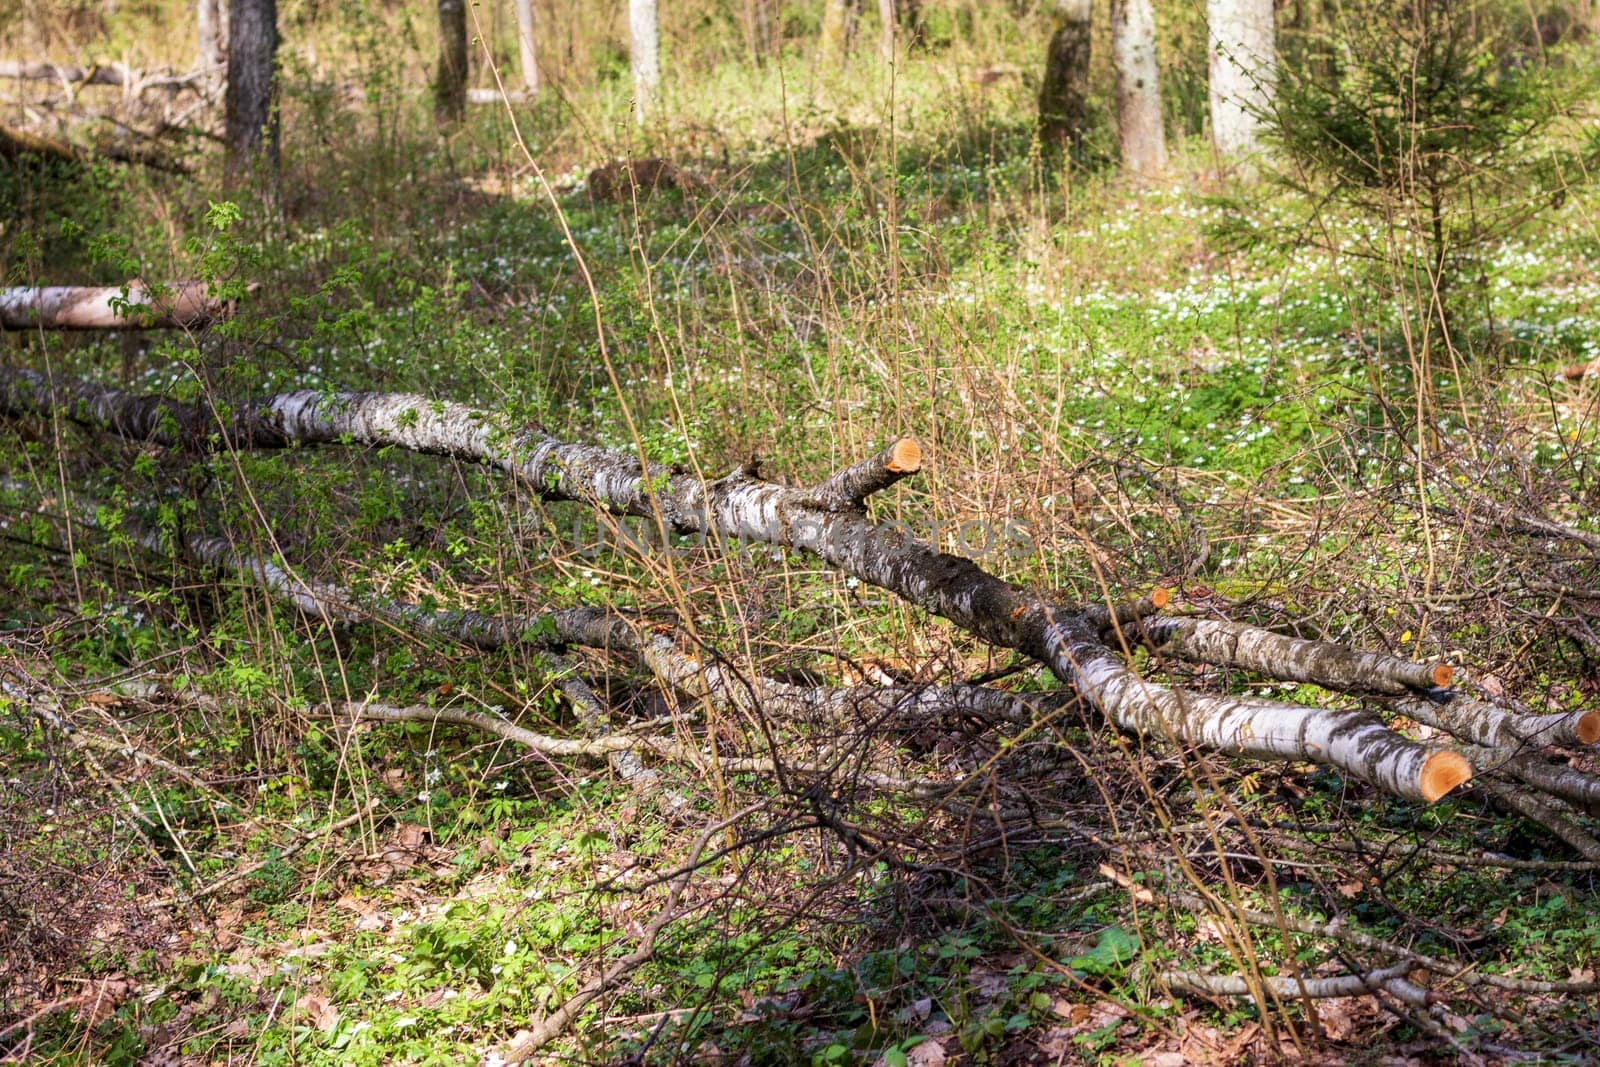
top-left (1574, 711), bottom-right (1600, 747)
top-left (1150, 587), bottom-right (1171, 610)
top-left (1419, 750), bottom-right (1473, 803)
top-left (1430, 663), bottom-right (1454, 689)
top-left (886, 438), bottom-right (922, 474)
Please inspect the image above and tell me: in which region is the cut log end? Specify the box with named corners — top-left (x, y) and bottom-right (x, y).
top-left (1430, 663), bottom-right (1454, 690)
top-left (1419, 751), bottom-right (1473, 803)
top-left (1150, 587), bottom-right (1171, 610)
top-left (885, 438), bottom-right (922, 474)
top-left (1575, 711), bottom-right (1600, 747)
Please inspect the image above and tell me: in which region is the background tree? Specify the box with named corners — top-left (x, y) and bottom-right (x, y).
top-left (515, 0), bottom-right (539, 94)
top-left (434, 0), bottom-right (468, 125)
top-left (630, 0), bottom-right (660, 123)
top-left (1038, 0), bottom-right (1092, 154)
top-left (223, 0), bottom-right (277, 177)
top-left (197, 0), bottom-right (226, 72)
top-left (1111, 0), bottom-right (1166, 175)
top-left (820, 0), bottom-right (863, 66)
top-left (1207, 0), bottom-right (1276, 155)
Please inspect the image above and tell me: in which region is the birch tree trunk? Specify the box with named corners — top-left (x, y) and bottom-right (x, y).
top-left (435, 0), bottom-right (469, 126)
top-left (1111, 0), bottom-right (1166, 176)
top-left (514, 0), bottom-right (540, 93)
top-left (1038, 0), bottom-right (1093, 155)
top-left (1207, 0), bottom-right (1277, 156)
top-left (630, 0), bottom-right (660, 124)
top-left (223, 0), bottom-right (277, 179)
top-left (198, 0), bottom-right (227, 72)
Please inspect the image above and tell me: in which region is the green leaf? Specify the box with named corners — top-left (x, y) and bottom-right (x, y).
top-left (1069, 925), bottom-right (1137, 977)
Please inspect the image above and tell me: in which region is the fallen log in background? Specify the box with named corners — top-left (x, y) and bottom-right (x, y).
top-left (0, 61), bottom-right (211, 95)
top-left (0, 283), bottom-right (231, 330)
top-left (0, 370), bottom-right (1508, 805)
top-left (0, 121), bottom-right (195, 173)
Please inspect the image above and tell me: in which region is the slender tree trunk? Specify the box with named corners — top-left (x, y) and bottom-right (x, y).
top-left (1038, 0), bottom-right (1092, 155)
top-left (434, 0), bottom-right (468, 126)
top-left (629, 0), bottom-right (660, 123)
top-left (819, 0), bottom-right (862, 65)
top-left (878, 0), bottom-right (897, 57)
top-left (198, 0), bottom-right (227, 71)
top-left (514, 0), bottom-right (540, 93)
top-left (743, 0), bottom-right (775, 64)
top-left (1111, 0), bottom-right (1166, 176)
top-left (223, 0), bottom-right (277, 179)
top-left (1207, 0), bottom-right (1277, 156)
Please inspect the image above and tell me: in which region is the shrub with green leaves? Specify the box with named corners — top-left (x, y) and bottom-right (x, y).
top-left (1239, 0), bottom-right (1599, 348)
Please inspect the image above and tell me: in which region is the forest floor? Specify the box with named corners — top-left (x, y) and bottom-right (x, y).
top-left (4, 11), bottom-right (1600, 1065)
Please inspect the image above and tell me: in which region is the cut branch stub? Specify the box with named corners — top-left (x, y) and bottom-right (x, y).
top-left (806, 437), bottom-right (923, 510)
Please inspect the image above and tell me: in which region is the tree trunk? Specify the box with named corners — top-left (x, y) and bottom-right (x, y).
top-left (1207, 0), bottom-right (1276, 156)
top-left (743, 0), bottom-right (775, 64)
top-left (1111, 0), bottom-right (1166, 176)
top-left (630, 0), bottom-right (660, 123)
top-left (0, 284), bottom-right (231, 330)
top-left (514, 0), bottom-right (540, 93)
top-left (434, 0), bottom-right (468, 126)
top-left (819, 0), bottom-right (862, 65)
top-left (223, 0), bottom-right (277, 179)
top-left (878, 0), bottom-right (897, 57)
top-left (197, 0), bottom-right (227, 72)
top-left (1, 371), bottom-right (1494, 806)
top-left (1038, 0), bottom-right (1093, 155)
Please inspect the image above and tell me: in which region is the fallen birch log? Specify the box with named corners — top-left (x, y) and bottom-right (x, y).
top-left (0, 61), bottom-right (210, 95)
top-left (0, 283), bottom-right (231, 330)
top-left (0, 371), bottom-right (1484, 804)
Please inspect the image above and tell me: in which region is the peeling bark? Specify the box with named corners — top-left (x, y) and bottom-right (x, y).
top-left (0, 371), bottom-right (1484, 805)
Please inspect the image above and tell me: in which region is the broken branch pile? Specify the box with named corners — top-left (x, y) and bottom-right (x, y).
top-left (7, 368), bottom-right (1598, 821)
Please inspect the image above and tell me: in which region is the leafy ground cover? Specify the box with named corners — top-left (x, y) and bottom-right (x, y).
top-left (4, 3), bottom-right (1600, 1063)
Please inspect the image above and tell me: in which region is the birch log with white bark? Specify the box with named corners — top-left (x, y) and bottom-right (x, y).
top-left (1207, 0), bottom-right (1276, 156)
top-left (0, 371), bottom-right (1482, 804)
top-left (0, 283), bottom-right (231, 330)
top-left (1110, 0), bottom-right (1166, 176)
